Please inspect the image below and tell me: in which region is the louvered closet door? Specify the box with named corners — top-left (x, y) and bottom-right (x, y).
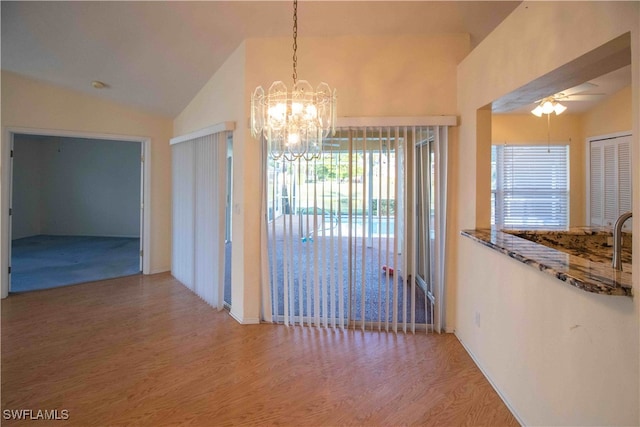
top-left (603, 143), bottom-right (618, 227)
top-left (590, 143), bottom-right (604, 226)
top-left (589, 135), bottom-right (632, 229)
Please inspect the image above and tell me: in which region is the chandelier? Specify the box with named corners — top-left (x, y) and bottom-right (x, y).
top-left (250, 0), bottom-right (337, 161)
top-left (531, 97), bottom-right (567, 117)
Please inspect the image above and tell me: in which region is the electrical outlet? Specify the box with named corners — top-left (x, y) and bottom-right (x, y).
top-left (475, 311), bottom-right (481, 327)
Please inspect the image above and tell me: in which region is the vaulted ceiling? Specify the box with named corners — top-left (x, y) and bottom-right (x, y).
top-left (2, 1), bottom-right (521, 118)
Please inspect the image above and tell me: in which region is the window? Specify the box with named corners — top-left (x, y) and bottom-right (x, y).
top-left (491, 145), bottom-right (569, 230)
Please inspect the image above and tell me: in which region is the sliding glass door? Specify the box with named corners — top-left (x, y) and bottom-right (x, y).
top-left (263, 126), bottom-right (448, 333)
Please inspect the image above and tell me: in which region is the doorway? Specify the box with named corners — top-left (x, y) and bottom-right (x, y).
top-left (2, 128), bottom-right (151, 295)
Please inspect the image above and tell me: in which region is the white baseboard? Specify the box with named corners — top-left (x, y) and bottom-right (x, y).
top-left (229, 310), bottom-right (260, 325)
top-left (13, 233), bottom-right (140, 240)
top-left (149, 266), bottom-right (170, 275)
top-left (41, 233), bottom-right (140, 238)
top-left (454, 333), bottom-right (525, 426)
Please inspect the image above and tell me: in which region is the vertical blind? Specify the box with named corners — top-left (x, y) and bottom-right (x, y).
top-left (260, 125), bottom-right (449, 333)
top-left (492, 144), bottom-right (569, 230)
top-left (172, 131), bottom-right (229, 309)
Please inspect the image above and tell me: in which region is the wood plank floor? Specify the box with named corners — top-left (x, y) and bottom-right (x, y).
top-left (2, 273), bottom-right (518, 426)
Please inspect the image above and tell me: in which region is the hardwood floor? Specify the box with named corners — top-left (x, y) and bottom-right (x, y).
top-left (2, 273), bottom-right (518, 426)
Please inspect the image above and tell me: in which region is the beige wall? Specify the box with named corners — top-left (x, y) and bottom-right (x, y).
top-left (245, 35), bottom-right (469, 117)
top-left (582, 85), bottom-right (633, 137)
top-left (174, 42), bottom-right (246, 136)
top-left (1, 71), bottom-right (173, 282)
top-left (456, 2), bottom-right (638, 425)
top-left (175, 35), bottom-right (470, 322)
top-left (492, 113), bottom-right (585, 226)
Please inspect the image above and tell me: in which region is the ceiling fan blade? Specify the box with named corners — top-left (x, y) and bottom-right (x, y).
top-left (556, 82), bottom-right (598, 97)
top-left (562, 94), bottom-right (606, 101)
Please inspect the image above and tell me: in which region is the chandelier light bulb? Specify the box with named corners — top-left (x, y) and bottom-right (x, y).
top-left (268, 103), bottom-right (287, 122)
top-left (287, 132), bottom-right (300, 146)
top-left (291, 102), bottom-right (303, 115)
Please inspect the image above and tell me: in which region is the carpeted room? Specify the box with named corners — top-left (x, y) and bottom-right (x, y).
top-left (10, 134), bottom-right (142, 292)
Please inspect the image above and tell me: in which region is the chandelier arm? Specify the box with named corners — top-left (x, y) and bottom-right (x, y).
top-left (303, 152), bottom-right (320, 162)
top-left (292, 0), bottom-right (298, 85)
top-left (283, 150), bottom-right (299, 162)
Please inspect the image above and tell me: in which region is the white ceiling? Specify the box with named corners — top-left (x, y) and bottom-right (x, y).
top-left (1, 1), bottom-right (520, 118)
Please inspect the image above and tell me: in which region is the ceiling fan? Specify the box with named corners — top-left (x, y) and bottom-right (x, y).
top-left (531, 81), bottom-right (606, 116)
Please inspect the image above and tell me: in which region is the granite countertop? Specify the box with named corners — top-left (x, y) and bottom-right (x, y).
top-left (461, 228), bottom-right (632, 297)
top-left (501, 227), bottom-right (632, 265)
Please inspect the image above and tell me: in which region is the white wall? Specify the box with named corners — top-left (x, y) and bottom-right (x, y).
top-left (11, 136), bottom-right (43, 239)
top-left (13, 135), bottom-right (141, 239)
top-left (40, 137), bottom-right (140, 237)
top-left (455, 2), bottom-right (639, 425)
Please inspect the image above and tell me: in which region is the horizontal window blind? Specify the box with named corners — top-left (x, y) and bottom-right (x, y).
top-left (492, 145), bottom-right (569, 230)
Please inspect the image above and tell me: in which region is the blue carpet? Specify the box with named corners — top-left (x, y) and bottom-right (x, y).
top-left (11, 235), bottom-right (141, 292)
top-left (268, 234), bottom-right (429, 324)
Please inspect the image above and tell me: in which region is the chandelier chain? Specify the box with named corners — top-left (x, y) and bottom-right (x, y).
top-left (292, 0), bottom-right (298, 84)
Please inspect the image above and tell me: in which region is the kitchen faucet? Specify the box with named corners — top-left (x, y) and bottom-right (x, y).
top-left (612, 211), bottom-right (632, 271)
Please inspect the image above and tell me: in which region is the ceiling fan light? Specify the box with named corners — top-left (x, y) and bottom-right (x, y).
top-left (531, 105), bottom-right (544, 117)
top-left (541, 100), bottom-right (555, 115)
top-left (554, 102), bottom-right (567, 115)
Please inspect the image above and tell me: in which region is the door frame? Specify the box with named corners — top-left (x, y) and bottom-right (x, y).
top-left (1, 126), bottom-right (152, 298)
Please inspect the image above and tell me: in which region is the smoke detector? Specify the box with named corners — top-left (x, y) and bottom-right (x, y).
top-left (91, 80), bottom-right (108, 89)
